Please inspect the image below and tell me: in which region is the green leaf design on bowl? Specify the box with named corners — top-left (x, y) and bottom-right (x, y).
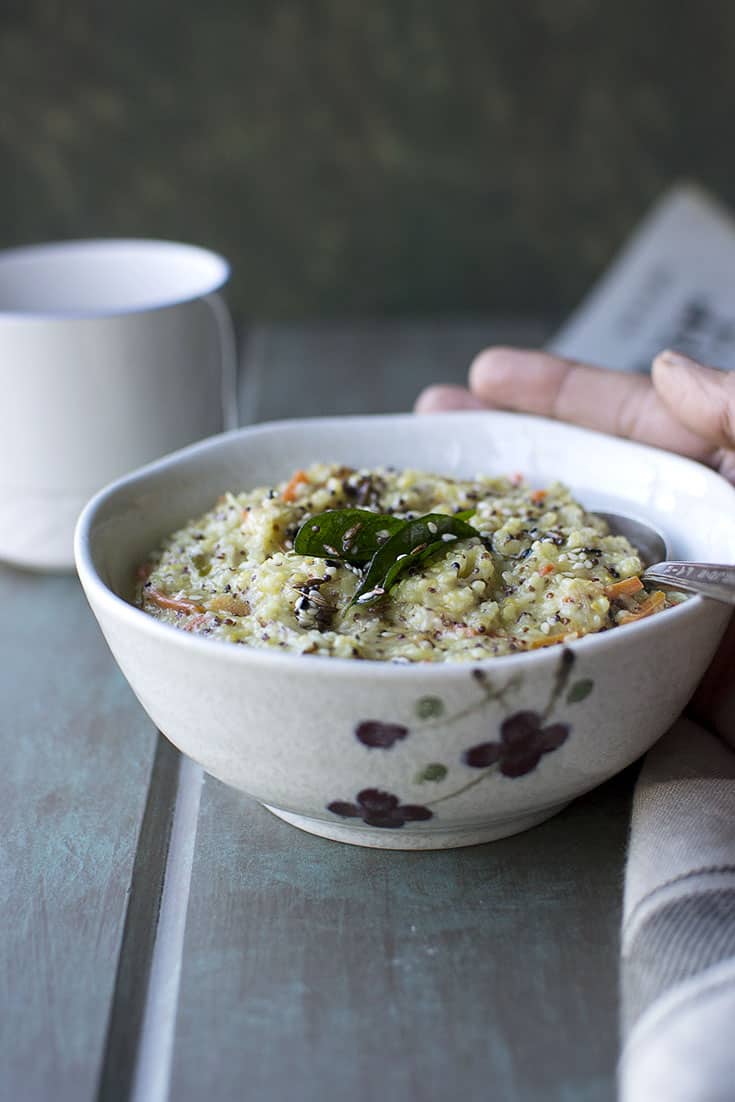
top-left (414, 763), bottom-right (448, 784)
top-left (566, 678), bottom-right (594, 704)
top-left (415, 695), bottom-right (445, 720)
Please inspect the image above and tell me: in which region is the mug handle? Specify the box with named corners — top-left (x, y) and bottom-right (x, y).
top-left (203, 292), bottom-right (239, 432)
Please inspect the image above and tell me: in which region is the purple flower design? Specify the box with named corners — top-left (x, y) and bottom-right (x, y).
top-left (463, 710), bottom-right (569, 778)
top-left (327, 788), bottom-right (433, 828)
top-left (355, 720), bottom-right (409, 749)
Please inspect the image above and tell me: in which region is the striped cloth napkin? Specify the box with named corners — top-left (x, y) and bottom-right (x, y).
top-left (620, 717), bottom-right (735, 1101)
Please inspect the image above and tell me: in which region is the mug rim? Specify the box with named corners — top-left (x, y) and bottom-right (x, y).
top-left (0, 237), bottom-right (231, 320)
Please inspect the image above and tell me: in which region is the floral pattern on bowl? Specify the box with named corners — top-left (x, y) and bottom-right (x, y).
top-left (327, 789), bottom-right (433, 829)
top-left (327, 648), bottom-right (594, 830)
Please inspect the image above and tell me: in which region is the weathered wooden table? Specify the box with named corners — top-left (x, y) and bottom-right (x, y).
top-left (3, 319), bottom-right (634, 1102)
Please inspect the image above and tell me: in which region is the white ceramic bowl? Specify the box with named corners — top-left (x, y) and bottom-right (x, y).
top-left (75, 412), bottom-right (735, 849)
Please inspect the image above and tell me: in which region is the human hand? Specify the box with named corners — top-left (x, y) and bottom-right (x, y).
top-left (415, 347), bottom-right (735, 744)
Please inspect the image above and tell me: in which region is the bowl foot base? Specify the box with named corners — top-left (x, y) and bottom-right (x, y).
top-left (262, 802), bottom-right (570, 850)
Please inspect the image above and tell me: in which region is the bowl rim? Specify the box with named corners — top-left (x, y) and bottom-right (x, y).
top-left (75, 410), bottom-right (734, 680)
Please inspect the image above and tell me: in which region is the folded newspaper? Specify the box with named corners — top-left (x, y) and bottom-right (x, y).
top-left (552, 182), bottom-right (735, 1102)
top-left (551, 182), bottom-right (735, 372)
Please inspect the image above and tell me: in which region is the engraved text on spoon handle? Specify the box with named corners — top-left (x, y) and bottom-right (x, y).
top-left (643, 562), bottom-right (735, 605)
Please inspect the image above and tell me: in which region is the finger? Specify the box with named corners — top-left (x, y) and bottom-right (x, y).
top-left (652, 350), bottom-right (735, 450)
top-left (715, 450), bottom-right (735, 485)
top-left (414, 384), bottom-right (486, 414)
top-left (469, 347), bottom-right (716, 461)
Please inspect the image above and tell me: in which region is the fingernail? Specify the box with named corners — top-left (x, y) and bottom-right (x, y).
top-left (656, 348), bottom-right (700, 370)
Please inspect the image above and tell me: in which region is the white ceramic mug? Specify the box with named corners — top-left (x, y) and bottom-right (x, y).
top-left (0, 238), bottom-right (237, 571)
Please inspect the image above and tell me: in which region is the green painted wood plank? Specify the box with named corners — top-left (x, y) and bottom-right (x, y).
top-left (171, 318), bottom-right (625, 1102)
top-left (0, 568), bottom-right (159, 1102)
top-left (170, 772), bottom-right (632, 1102)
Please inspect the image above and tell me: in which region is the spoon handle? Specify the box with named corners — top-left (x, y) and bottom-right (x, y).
top-left (643, 562), bottom-right (735, 605)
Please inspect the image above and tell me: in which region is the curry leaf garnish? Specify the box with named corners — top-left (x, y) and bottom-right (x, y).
top-left (294, 507), bottom-right (483, 608)
top-left (293, 508), bottom-right (405, 562)
top-left (351, 513), bottom-right (480, 606)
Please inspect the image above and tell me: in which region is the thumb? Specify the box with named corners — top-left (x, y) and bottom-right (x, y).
top-left (652, 350), bottom-right (735, 451)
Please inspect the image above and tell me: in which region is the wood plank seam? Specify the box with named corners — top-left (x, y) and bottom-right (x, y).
top-left (130, 757), bottom-right (204, 1102)
top-left (95, 735), bottom-right (181, 1102)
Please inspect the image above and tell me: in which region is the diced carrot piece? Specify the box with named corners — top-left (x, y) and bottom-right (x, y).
top-left (618, 590), bottom-right (666, 624)
top-left (146, 588), bottom-right (205, 614)
top-left (183, 613), bottom-right (208, 632)
top-left (530, 489), bottom-right (547, 504)
top-left (528, 631), bottom-right (579, 650)
top-left (604, 576), bottom-right (644, 599)
top-left (539, 563), bottom-right (554, 576)
top-left (282, 469), bottom-right (309, 502)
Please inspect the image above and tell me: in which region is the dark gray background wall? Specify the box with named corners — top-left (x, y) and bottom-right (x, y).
top-left (2, 1), bottom-right (733, 319)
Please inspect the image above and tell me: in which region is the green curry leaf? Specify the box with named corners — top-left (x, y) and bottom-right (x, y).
top-left (293, 508), bottom-right (404, 563)
top-left (351, 513), bottom-right (480, 606)
top-left (294, 507), bottom-right (482, 608)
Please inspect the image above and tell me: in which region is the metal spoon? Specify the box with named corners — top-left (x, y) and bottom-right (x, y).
top-left (597, 511), bottom-right (735, 605)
